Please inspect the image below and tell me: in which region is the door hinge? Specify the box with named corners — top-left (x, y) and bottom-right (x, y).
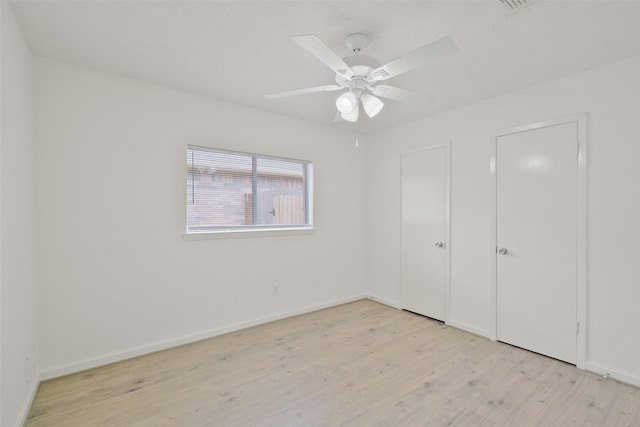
top-left (576, 321), bottom-right (580, 334)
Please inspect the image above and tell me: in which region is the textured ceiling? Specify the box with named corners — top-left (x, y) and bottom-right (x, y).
top-left (10, 0), bottom-right (640, 134)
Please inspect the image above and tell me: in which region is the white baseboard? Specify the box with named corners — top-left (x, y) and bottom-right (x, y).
top-left (15, 371), bottom-right (39, 427)
top-left (367, 297), bottom-right (492, 340)
top-left (446, 318), bottom-right (490, 339)
top-left (40, 294), bottom-right (368, 381)
top-left (585, 361), bottom-right (640, 389)
top-left (367, 295), bottom-right (401, 309)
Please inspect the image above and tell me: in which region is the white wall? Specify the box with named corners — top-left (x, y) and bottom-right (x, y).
top-left (366, 55), bottom-right (640, 384)
top-left (34, 58), bottom-right (368, 377)
top-left (0, 2), bottom-right (39, 426)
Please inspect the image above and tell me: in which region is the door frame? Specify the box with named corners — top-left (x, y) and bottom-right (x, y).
top-left (400, 141), bottom-right (452, 323)
top-left (489, 114), bottom-right (587, 369)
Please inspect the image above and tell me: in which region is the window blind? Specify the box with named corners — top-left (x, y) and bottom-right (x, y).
top-left (187, 145), bottom-right (312, 233)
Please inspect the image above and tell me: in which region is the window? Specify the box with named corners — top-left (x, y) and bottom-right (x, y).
top-left (186, 145), bottom-right (313, 233)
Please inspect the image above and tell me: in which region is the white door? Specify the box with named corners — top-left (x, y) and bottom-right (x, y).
top-left (401, 145), bottom-right (448, 320)
top-left (496, 122), bottom-right (578, 364)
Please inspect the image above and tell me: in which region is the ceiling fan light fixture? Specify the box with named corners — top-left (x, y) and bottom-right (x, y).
top-left (266, 33), bottom-right (461, 125)
top-left (341, 104), bottom-right (359, 122)
top-left (361, 94), bottom-right (384, 118)
top-left (336, 91), bottom-right (357, 114)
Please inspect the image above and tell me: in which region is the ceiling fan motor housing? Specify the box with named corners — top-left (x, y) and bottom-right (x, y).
top-left (348, 76), bottom-right (369, 98)
top-left (335, 64), bottom-right (373, 92)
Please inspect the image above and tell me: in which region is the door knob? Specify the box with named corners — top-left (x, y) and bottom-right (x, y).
top-left (435, 242), bottom-right (445, 248)
top-left (498, 247), bottom-right (508, 255)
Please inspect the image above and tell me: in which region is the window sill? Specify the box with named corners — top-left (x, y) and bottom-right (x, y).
top-left (182, 227), bottom-right (315, 241)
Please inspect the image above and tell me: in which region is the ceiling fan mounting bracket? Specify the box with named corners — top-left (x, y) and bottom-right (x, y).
top-left (344, 32), bottom-right (371, 53)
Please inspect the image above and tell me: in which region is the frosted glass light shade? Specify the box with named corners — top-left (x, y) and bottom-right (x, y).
top-left (362, 94), bottom-right (384, 118)
top-left (336, 92), bottom-right (357, 114)
top-left (341, 104), bottom-right (359, 122)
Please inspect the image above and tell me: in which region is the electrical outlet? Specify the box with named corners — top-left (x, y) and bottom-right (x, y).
top-left (273, 286), bottom-right (279, 296)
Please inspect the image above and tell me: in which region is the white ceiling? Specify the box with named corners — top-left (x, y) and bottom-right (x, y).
top-left (10, 0), bottom-right (640, 134)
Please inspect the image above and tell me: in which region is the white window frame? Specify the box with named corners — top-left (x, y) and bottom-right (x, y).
top-left (183, 145), bottom-right (314, 240)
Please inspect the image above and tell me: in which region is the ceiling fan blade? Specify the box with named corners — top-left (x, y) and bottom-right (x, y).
top-left (370, 85), bottom-right (432, 104)
top-left (265, 84), bottom-right (342, 99)
top-left (293, 35), bottom-right (354, 79)
top-left (369, 36), bottom-right (459, 81)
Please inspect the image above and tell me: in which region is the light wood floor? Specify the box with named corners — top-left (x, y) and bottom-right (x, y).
top-left (26, 299), bottom-right (640, 426)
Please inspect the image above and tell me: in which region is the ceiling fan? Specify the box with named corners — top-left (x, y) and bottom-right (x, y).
top-left (265, 32), bottom-right (460, 122)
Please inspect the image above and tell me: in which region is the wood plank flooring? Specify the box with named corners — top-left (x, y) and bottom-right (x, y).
top-left (25, 299), bottom-right (640, 426)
